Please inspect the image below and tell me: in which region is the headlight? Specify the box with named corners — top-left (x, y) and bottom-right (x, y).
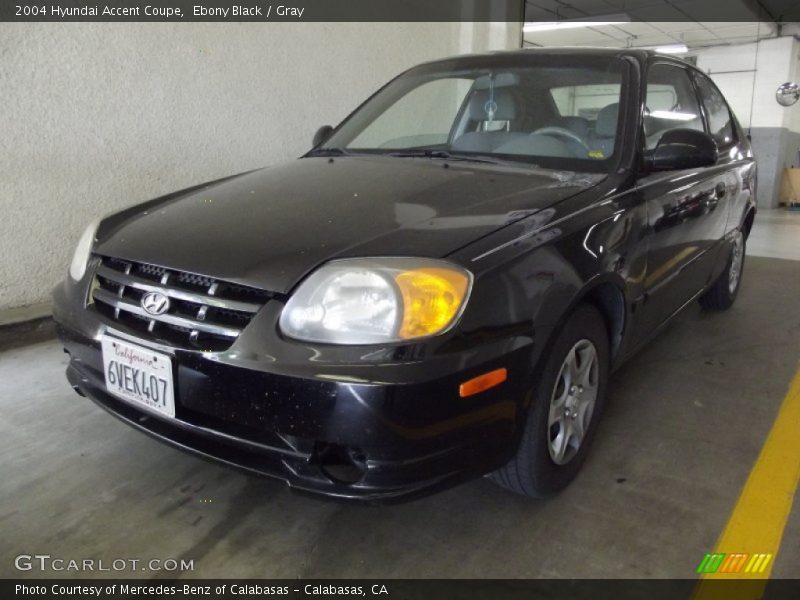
top-left (69, 219), bottom-right (100, 281)
top-left (279, 258), bottom-right (472, 344)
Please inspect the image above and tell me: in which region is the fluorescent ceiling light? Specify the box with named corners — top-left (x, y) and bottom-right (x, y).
top-left (651, 44), bottom-right (689, 54)
top-left (523, 15), bottom-right (630, 33)
top-left (649, 110), bottom-right (697, 121)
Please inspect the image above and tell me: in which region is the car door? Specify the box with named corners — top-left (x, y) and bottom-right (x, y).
top-left (691, 68), bottom-right (746, 249)
top-left (634, 61), bottom-right (732, 335)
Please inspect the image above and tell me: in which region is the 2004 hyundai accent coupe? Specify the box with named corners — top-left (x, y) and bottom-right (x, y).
top-left (54, 49), bottom-right (756, 503)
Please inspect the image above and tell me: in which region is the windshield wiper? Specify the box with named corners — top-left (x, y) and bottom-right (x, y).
top-left (387, 149), bottom-right (501, 165)
top-left (307, 147), bottom-right (350, 157)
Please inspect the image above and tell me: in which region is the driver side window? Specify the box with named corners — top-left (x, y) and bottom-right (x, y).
top-left (644, 64), bottom-right (705, 150)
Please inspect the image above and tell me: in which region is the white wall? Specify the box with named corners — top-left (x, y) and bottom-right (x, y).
top-left (788, 37), bottom-right (800, 137)
top-left (752, 37), bottom-right (800, 130)
top-left (0, 22), bottom-right (520, 317)
top-left (458, 21), bottom-right (520, 54)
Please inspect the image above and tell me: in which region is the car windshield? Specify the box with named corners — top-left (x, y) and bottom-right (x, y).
top-left (318, 55), bottom-right (629, 173)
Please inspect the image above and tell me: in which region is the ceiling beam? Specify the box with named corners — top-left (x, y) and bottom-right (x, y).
top-left (747, 0), bottom-right (778, 22)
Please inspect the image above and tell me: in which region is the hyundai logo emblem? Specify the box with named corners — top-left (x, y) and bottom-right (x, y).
top-left (141, 292), bottom-right (170, 316)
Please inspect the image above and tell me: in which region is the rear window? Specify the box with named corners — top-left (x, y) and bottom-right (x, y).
top-left (550, 84), bottom-right (622, 120)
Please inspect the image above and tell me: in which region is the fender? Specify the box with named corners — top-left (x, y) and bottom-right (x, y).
top-left (533, 272), bottom-right (629, 374)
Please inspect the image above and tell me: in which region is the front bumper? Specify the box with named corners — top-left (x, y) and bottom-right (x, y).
top-left (54, 281), bottom-right (533, 504)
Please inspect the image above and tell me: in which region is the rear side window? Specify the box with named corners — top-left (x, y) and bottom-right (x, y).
top-left (550, 84), bottom-right (622, 120)
top-left (693, 72), bottom-right (735, 149)
top-left (644, 63), bottom-right (705, 150)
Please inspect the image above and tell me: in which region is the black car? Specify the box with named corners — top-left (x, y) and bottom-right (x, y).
top-left (54, 48), bottom-right (756, 503)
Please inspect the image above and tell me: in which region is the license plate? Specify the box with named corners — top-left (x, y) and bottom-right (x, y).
top-left (101, 336), bottom-right (175, 418)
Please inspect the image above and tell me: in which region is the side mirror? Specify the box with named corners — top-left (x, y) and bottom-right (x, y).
top-left (312, 125), bottom-right (334, 148)
top-left (644, 129), bottom-right (718, 172)
top-left (776, 82), bottom-right (800, 107)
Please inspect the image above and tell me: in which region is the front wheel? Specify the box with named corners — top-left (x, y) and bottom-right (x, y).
top-left (699, 229), bottom-right (745, 311)
top-left (490, 304), bottom-right (609, 498)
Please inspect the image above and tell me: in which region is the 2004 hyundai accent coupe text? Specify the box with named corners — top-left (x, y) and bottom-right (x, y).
top-left (54, 49), bottom-right (756, 503)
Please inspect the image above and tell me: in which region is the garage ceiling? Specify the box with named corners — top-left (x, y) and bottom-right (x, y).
top-left (523, 0), bottom-right (800, 50)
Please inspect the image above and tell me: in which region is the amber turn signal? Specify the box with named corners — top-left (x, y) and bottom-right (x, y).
top-left (459, 368), bottom-right (508, 398)
top-left (395, 267), bottom-right (470, 339)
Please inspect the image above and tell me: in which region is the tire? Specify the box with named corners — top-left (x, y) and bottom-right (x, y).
top-left (490, 303), bottom-right (610, 498)
top-left (699, 229), bottom-right (745, 311)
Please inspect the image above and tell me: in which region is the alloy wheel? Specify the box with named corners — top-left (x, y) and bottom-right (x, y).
top-left (728, 230), bottom-right (745, 294)
top-left (547, 339), bottom-right (599, 465)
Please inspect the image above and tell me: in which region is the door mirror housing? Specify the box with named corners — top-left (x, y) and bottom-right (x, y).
top-left (776, 82), bottom-right (800, 107)
top-left (312, 125), bottom-right (334, 148)
top-left (644, 129), bottom-right (718, 172)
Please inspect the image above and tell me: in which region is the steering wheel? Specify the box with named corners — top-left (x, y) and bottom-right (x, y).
top-left (531, 126), bottom-right (591, 153)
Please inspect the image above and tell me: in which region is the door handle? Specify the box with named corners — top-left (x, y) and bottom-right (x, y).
top-left (714, 182), bottom-right (727, 198)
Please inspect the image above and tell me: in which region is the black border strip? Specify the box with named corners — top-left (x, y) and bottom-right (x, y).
top-left (1, 0), bottom-right (797, 23)
top-left (4, 579), bottom-right (800, 599)
top-left (1, 1), bottom-right (524, 22)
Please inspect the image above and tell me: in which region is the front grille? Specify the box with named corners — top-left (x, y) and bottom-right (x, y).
top-left (91, 256), bottom-right (273, 351)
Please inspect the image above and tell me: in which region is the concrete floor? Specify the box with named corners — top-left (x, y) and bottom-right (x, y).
top-left (2, 221), bottom-right (800, 578)
top-left (747, 208), bottom-right (800, 261)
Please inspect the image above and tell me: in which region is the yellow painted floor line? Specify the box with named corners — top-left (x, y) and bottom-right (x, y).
top-left (694, 368), bottom-right (800, 600)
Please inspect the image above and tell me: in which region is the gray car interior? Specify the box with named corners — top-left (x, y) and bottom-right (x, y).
top-left (450, 75), bottom-right (620, 160)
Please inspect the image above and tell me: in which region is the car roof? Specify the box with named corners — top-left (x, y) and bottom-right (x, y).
top-left (414, 46), bottom-right (663, 69)
top-left (491, 47), bottom-right (652, 58)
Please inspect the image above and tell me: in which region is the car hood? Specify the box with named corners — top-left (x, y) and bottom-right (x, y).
top-left (95, 156), bottom-right (605, 294)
